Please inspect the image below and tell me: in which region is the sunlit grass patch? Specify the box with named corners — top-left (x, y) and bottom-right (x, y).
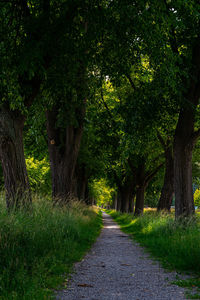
top-left (107, 209), bottom-right (200, 273)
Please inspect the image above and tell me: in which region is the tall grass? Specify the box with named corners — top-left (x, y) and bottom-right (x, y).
top-left (107, 210), bottom-right (200, 273)
top-left (0, 194), bottom-right (102, 299)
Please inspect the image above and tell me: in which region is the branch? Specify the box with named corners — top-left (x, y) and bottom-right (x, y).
top-left (151, 152), bottom-right (165, 165)
top-left (157, 131), bottom-right (166, 149)
top-left (100, 88), bottom-right (113, 119)
top-left (125, 73), bottom-right (136, 90)
top-left (145, 163), bottom-right (164, 185)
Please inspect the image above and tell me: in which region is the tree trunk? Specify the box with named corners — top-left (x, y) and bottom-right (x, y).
top-left (0, 106), bottom-right (31, 209)
top-left (134, 185), bottom-right (146, 216)
top-left (114, 193), bottom-right (117, 210)
top-left (129, 193), bottom-right (135, 213)
top-left (174, 110), bottom-right (195, 217)
top-left (84, 183), bottom-right (92, 205)
top-left (117, 177), bottom-right (135, 213)
top-left (173, 38), bottom-right (200, 217)
top-left (134, 161), bottom-right (146, 216)
top-left (46, 108), bottom-right (84, 204)
top-left (134, 160), bottom-right (162, 216)
top-left (79, 176), bottom-right (87, 201)
top-left (121, 187), bottom-right (131, 213)
top-left (157, 148), bottom-right (174, 211)
top-left (74, 164), bottom-right (88, 201)
top-left (116, 192), bottom-right (122, 211)
top-left (121, 186), bottom-right (135, 213)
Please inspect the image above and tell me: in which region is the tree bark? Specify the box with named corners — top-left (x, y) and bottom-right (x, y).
top-left (121, 186), bottom-right (131, 213)
top-left (174, 109), bottom-right (195, 217)
top-left (116, 191), bottom-right (122, 211)
top-left (46, 106), bottom-right (84, 204)
top-left (134, 160), bottom-right (146, 216)
top-left (74, 164), bottom-right (88, 201)
top-left (135, 185), bottom-right (146, 215)
top-left (84, 183), bottom-right (92, 205)
top-left (79, 176), bottom-right (87, 201)
top-left (121, 186), bottom-right (135, 213)
top-left (134, 160), bottom-right (163, 216)
top-left (116, 175), bottom-right (136, 213)
top-left (129, 193), bottom-right (135, 213)
top-left (114, 193), bottom-right (118, 210)
top-left (173, 37), bottom-right (200, 218)
top-left (0, 106), bottom-right (31, 209)
top-left (157, 138), bottom-right (174, 211)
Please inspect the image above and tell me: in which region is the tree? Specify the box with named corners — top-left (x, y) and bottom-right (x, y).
top-left (0, 0), bottom-right (96, 206)
top-left (146, 1), bottom-right (200, 217)
top-left (0, 0), bottom-right (62, 207)
top-left (157, 133), bottom-right (174, 211)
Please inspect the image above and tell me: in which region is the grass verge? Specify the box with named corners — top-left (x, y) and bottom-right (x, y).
top-left (106, 209), bottom-right (200, 298)
top-left (0, 194), bottom-right (102, 299)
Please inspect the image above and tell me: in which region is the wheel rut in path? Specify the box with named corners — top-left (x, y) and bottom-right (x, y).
top-left (56, 212), bottom-right (188, 300)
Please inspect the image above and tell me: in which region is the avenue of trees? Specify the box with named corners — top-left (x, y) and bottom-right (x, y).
top-left (1, 0), bottom-right (200, 218)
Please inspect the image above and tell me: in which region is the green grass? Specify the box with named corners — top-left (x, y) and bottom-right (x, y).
top-left (0, 194), bottom-right (102, 299)
top-left (106, 209), bottom-right (200, 297)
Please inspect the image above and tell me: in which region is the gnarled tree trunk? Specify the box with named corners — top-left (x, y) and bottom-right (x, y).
top-left (46, 107), bottom-right (84, 204)
top-left (173, 38), bottom-right (200, 218)
top-left (0, 106), bottom-right (31, 209)
top-left (174, 109), bottom-right (195, 217)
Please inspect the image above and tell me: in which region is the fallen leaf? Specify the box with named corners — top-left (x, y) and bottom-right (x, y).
top-left (77, 283), bottom-right (93, 288)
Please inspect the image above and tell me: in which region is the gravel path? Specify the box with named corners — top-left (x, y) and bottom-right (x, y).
top-left (56, 212), bottom-right (188, 300)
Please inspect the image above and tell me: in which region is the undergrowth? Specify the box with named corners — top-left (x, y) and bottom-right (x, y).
top-left (0, 194), bottom-right (102, 299)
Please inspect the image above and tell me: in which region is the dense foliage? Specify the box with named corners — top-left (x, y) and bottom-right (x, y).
top-left (0, 0), bottom-right (200, 216)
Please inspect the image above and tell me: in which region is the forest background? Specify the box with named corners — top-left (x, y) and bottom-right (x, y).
top-left (1, 0), bottom-right (200, 216)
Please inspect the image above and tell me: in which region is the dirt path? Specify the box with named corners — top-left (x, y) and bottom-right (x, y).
top-left (56, 212), bottom-right (188, 300)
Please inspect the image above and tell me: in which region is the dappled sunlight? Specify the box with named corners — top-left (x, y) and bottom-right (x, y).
top-left (142, 224), bottom-right (153, 234)
top-left (104, 224), bottom-right (119, 229)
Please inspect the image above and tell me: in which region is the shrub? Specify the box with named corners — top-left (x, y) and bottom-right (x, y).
top-left (194, 189), bottom-right (200, 207)
top-left (26, 157), bottom-right (51, 195)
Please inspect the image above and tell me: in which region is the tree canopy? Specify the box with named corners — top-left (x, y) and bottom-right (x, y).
top-left (1, 0), bottom-right (200, 218)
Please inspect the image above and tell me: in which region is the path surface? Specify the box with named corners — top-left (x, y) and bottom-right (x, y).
top-left (56, 212), bottom-right (188, 300)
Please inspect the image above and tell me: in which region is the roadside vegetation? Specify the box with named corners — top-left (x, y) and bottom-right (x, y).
top-left (107, 209), bottom-right (200, 296)
top-left (0, 194), bottom-right (101, 300)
